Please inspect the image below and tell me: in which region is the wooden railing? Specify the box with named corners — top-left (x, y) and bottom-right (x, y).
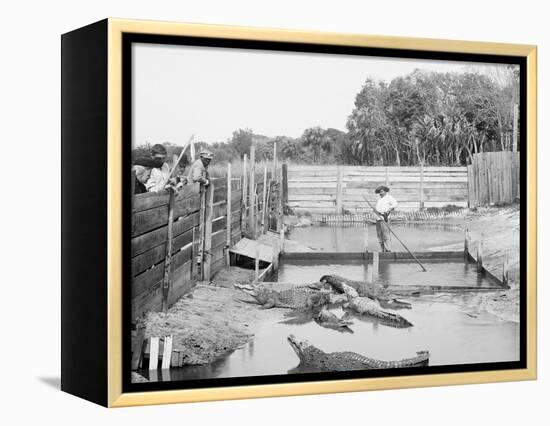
top-left (285, 165), bottom-right (468, 213)
top-left (131, 177), bottom-right (242, 320)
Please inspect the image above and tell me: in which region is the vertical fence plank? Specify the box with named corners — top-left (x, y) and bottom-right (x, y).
top-left (248, 145), bottom-right (256, 233)
top-left (149, 337), bottom-right (159, 370)
top-left (162, 191), bottom-right (175, 312)
top-left (242, 154), bottom-right (248, 229)
top-left (203, 183), bottom-right (215, 281)
top-left (512, 103), bottom-right (519, 152)
top-left (272, 142), bottom-right (277, 180)
top-left (226, 163), bottom-right (232, 265)
top-left (282, 163), bottom-right (288, 213)
top-left (336, 168), bottom-right (343, 214)
top-left (161, 335), bottom-right (173, 370)
top-left (261, 166), bottom-right (267, 234)
top-left (419, 163), bottom-right (424, 210)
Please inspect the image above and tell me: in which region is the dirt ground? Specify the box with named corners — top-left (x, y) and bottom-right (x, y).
top-left (141, 283), bottom-right (288, 366)
top-left (429, 205), bottom-right (520, 323)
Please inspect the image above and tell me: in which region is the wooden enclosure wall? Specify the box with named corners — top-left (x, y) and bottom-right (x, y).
top-left (467, 152), bottom-right (520, 207)
top-left (131, 178), bottom-right (242, 320)
top-left (241, 171), bottom-right (281, 236)
top-left (286, 165), bottom-right (468, 213)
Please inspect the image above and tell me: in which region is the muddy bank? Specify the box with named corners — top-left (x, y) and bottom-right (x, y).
top-left (141, 284), bottom-right (287, 366)
top-left (425, 206), bottom-right (520, 323)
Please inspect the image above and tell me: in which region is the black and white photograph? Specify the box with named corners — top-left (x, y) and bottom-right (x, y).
top-left (128, 39), bottom-right (523, 385)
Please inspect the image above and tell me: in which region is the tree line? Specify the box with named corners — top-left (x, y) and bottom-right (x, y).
top-left (134, 67), bottom-right (519, 167)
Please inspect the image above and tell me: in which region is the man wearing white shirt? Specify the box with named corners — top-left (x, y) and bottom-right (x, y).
top-left (373, 185), bottom-right (398, 252)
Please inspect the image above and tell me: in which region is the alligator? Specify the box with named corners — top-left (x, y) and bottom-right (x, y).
top-left (320, 274), bottom-right (412, 310)
top-left (234, 283), bottom-right (331, 309)
top-left (314, 308), bottom-right (354, 333)
top-left (342, 283), bottom-right (413, 328)
top-left (287, 334), bottom-right (429, 372)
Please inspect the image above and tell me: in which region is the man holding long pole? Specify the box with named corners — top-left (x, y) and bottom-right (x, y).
top-left (373, 185), bottom-right (397, 252)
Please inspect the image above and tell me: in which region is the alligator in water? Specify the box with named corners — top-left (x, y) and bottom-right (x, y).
top-left (314, 308), bottom-right (354, 333)
top-left (320, 274), bottom-right (412, 310)
top-left (287, 334), bottom-right (429, 372)
top-left (342, 283), bottom-right (413, 328)
top-left (234, 283), bottom-right (331, 309)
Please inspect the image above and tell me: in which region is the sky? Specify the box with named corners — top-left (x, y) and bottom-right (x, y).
top-left (132, 43), bottom-right (513, 147)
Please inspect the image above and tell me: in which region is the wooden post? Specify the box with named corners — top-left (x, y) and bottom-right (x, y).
top-left (272, 239), bottom-right (279, 271)
top-left (191, 226), bottom-right (198, 280)
top-left (477, 233), bottom-right (484, 273)
top-left (149, 337), bottom-right (159, 370)
top-left (278, 166), bottom-right (284, 232)
top-left (280, 225), bottom-right (285, 255)
top-left (131, 325), bottom-right (145, 371)
top-left (512, 103), bottom-right (518, 152)
top-left (254, 243), bottom-right (260, 282)
top-left (385, 167), bottom-right (389, 186)
top-left (419, 163), bottom-right (425, 210)
top-left (502, 254), bottom-right (509, 287)
top-left (282, 163), bottom-right (288, 213)
top-left (242, 154), bottom-right (248, 229)
top-left (373, 251), bottom-right (379, 281)
top-left (272, 142), bottom-right (277, 180)
top-left (197, 187), bottom-right (206, 280)
top-left (162, 190), bottom-right (175, 312)
top-left (261, 166), bottom-right (267, 235)
top-left (248, 145), bottom-right (256, 234)
top-left (364, 224), bottom-right (369, 253)
top-left (335, 168), bottom-right (343, 214)
top-left (161, 335), bottom-right (173, 370)
top-left (226, 163), bottom-right (232, 265)
top-left (464, 230), bottom-right (470, 263)
top-left (203, 183), bottom-right (215, 281)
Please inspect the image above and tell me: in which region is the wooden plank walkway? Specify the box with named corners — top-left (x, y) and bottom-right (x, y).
top-left (230, 237), bottom-right (273, 263)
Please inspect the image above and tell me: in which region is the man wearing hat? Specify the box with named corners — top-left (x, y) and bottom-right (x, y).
top-left (373, 185), bottom-right (398, 252)
top-left (188, 149), bottom-right (213, 186)
top-left (132, 157), bottom-right (159, 194)
top-left (145, 143), bottom-right (173, 192)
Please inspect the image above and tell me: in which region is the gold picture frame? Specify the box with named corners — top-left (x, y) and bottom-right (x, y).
top-left (61, 18), bottom-right (537, 407)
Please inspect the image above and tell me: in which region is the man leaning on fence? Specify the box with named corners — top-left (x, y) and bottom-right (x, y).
top-left (373, 185), bottom-right (398, 252)
top-left (188, 150), bottom-right (213, 187)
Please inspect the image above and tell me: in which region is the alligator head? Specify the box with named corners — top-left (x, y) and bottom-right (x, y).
top-left (234, 283), bottom-right (264, 304)
top-left (234, 283), bottom-right (258, 295)
top-left (287, 334), bottom-right (311, 361)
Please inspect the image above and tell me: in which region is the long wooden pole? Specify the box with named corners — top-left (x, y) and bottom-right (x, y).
top-left (248, 144), bottom-right (256, 235)
top-left (242, 154), bottom-right (248, 229)
top-left (226, 163), bottom-right (232, 265)
top-left (362, 195), bottom-right (427, 272)
top-left (261, 166), bottom-right (267, 235)
top-left (163, 134), bottom-right (194, 189)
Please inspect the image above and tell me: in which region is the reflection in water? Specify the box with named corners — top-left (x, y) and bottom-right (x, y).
top-left (277, 260), bottom-right (496, 288)
top-left (289, 223), bottom-right (463, 252)
top-left (141, 224), bottom-right (518, 383)
top-left (150, 302), bottom-right (518, 382)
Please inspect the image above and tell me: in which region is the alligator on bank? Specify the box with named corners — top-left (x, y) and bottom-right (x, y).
top-left (320, 274), bottom-right (412, 310)
top-left (287, 334), bottom-right (430, 372)
top-left (342, 284), bottom-right (413, 328)
top-left (234, 283), bottom-right (331, 309)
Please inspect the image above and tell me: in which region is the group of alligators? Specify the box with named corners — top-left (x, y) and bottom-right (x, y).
top-left (234, 274), bottom-right (430, 372)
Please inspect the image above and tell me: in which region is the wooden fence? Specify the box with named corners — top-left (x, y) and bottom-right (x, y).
top-left (286, 165), bottom-right (468, 213)
top-left (467, 152), bottom-right (520, 207)
top-left (131, 177), bottom-right (242, 320)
